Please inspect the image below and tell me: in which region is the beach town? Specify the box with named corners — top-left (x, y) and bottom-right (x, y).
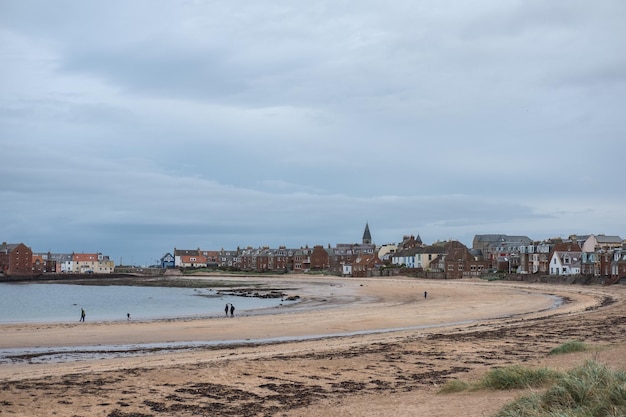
top-left (1, 226), bottom-right (626, 416)
top-left (2, 225), bottom-right (626, 282)
top-left (3, 1), bottom-right (625, 415)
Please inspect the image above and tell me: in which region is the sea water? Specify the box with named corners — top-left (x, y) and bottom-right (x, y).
top-left (0, 282), bottom-right (291, 323)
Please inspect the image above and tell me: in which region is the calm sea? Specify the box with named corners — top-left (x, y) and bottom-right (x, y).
top-left (0, 282), bottom-right (291, 323)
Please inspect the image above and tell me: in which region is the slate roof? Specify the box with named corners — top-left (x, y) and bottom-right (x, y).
top-left (174, 249), bottom-right (200, 256)
top-left (595, 235), bottom-right (623, 244)
top-left (1, 243), bottom-right (21, 253)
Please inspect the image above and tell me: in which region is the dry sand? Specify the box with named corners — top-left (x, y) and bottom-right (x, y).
top-left (1, 275), bottom-right (625, 417)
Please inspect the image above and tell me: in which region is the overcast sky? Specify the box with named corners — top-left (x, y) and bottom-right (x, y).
top-left (1, 1), bottom-right (625, 266)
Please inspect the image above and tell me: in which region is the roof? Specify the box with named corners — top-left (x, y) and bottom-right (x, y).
top-left (73, 253), bottom-right (99, 262)
top-left (353, 253), bottom-right (382, 267)
top-left (594, 235), bottom-right (623, 244)
top-left (473, 234), bottom-right (532, 244)
top-left (473, 234), bottom-right (504, 243)
top-left (174, 249), bottom-right (200, 256)
top-left (362, 222), bottom-right (372, 243)
top-left (552, 243), bottom-right (582, 252)
top-left (1, 242), bottom-right (29, 253)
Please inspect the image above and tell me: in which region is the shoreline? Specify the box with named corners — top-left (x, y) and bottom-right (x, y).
top-left (0, 276), bottom-right (598, 352)
top-left (0, 274), bottom-right (333, 325)
top-left (0, 287), bottom-right (570, 365)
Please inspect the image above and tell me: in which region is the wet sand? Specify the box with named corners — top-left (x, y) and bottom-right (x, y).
top-left (1, 275), bottom-right (624, 417)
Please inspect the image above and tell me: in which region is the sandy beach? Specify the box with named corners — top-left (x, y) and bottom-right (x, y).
top-left (1, 275), bottom-right (625, 416)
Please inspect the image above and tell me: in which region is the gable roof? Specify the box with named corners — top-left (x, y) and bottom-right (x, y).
top-left (353, 253), bottom-right (382, 267)
top-left (473, 234), bottom-right (532, 246)
top-left (552, 243), bottom-right (582, 253)
top-left (1, 242), bottom-right (29, 253)
top-left (73, 253), bottom-right (99, 262)
top-left (174, 248), bottom-right (200, 256)
top-left (595, 235), bottom-right (623, 244)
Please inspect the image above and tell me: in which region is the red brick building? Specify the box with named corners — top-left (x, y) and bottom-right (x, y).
top-left (442, 241), bottom-right (490, 279)
top-left (352, 253), bottom-right (383, 277)
top-left (310, 245), bottom-right (330, 270)
top-left (0, 242), bottom-right (33, 277)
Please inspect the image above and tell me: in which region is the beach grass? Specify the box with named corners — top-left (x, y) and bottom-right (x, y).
top-left (493, 360), bottom-right (626, 417)
top-left (440, 360), bottom-right (626, 417)
top-left (548, 340), bottom-right (588, 356)
top-left (439, 365), bottom-right (558, 393)
top-left (437, 379), bottom-right (470, 393)
top-left (478, 365), bottom-right (559, 390)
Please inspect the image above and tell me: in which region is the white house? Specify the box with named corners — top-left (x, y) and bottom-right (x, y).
top-left (549, 243), bottom-right (582, 275)
top-left (391, 247), bottom-right (417, 268)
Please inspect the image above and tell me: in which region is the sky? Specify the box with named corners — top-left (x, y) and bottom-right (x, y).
top-left (1, 1), bottom-right (625, 266)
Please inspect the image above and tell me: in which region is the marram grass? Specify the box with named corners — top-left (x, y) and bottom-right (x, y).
top-left (479, 365), bottom-right (559, 390)
top-left (493, 360), bottom-right (626, 417)
top-left (437, 379), bottom-right (470, 393)
top-left (439, 360), bottom-right (626, 417)
top-left (548, 340), bottom-right (588, 356)
top-left (439, 365), bottom-right (557, 393)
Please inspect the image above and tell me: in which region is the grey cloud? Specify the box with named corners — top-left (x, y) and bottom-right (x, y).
top-left (1, 0), bottom-right (625, 264)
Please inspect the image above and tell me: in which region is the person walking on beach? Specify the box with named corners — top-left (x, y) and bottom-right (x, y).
top-left (80, 308), bottom-right (86, 322)
top-left (230, 304), bottom-right (235, 318)
top-left (127, 313), bottom-right (131, 321)
top-left (225, 303), bottom-right (230, 317)
top-left (424, 291), bottom-right (428, 300)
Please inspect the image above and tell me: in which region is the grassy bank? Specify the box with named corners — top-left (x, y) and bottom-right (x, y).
top-left (440, 345), bottom-right (626, 416)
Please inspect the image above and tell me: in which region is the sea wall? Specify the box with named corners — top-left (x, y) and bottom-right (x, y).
top-left (0, 273), bottom-right (148, 283)
top-left (498, 274), bottom-right (623, 286)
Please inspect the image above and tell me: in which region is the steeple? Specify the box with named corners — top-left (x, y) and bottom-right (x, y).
top-left (362, 222), bottom-right (372, 245)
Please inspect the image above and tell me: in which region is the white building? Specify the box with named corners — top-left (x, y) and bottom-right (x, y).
top-left (549, 244), bottom-right (582, 275)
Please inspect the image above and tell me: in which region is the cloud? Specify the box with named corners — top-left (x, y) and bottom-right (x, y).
top-left (1, 0), bottom-right (625, 264)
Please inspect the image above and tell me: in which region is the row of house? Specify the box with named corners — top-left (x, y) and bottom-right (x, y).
top-left (469, 234), bottom-right (626, 283)
top-left (389, 238), bottom-right (491, 279)
top-left (3, 228), bottom-right (625, 281)
top-left (165, 223), bottom-right (379, 276)
top-left (167, 242), bottom-right (379, 277)
top-left (165, 230), bottom-right (626, 281)
top-left (0, 242), bottom-right (115, 276)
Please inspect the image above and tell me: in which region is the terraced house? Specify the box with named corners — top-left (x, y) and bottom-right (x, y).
top-left (173, 248), bottom-right (207, 268)
top-left (0, 243), bottom-right (115, 277)
top-left (0, 242), bottom-right (33, 277)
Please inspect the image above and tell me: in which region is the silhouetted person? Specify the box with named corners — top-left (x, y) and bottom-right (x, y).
top-left (80, 308), bottom-right (86, 322)
top-left (127, 313), bottom-right (131, 321)
top-left (230, 304), bottom-right (235, 317)
top-left (225, 303), bottom-right (229, 317)
top-left (424, 291), bottom-right (428, 300)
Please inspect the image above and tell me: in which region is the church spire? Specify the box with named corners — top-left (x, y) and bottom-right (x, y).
top-left (362, 222), bottom-right (372, 245)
